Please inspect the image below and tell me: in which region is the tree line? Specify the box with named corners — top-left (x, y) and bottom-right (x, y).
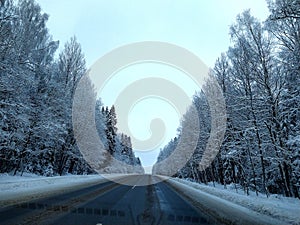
top-left (0, 0), bottom-right (143, 176)
top-left (154, 0), bottom-right (300, 198)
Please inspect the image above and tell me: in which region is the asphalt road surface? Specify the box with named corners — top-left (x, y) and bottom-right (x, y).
top-left (0, 175), bottom-right (219, 225)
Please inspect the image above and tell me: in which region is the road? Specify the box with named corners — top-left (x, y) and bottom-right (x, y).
top-left (0, 175), bottom-right (219, 225)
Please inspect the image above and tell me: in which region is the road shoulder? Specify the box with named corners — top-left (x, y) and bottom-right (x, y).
top-left (164, 177), bottom-right (286, 225)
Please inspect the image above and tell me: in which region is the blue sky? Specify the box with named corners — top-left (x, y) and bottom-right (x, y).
top-left (37, 0), bottom-right (269, 172)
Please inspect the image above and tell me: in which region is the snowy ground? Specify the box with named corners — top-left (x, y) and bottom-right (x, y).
top-left (0, 173), bottom-right (109, 207)
top-left (170, 178), bottom-right (300, 225)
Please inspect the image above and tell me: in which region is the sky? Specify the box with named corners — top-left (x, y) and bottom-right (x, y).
top-left (37, 0), bottom-right (269, 173)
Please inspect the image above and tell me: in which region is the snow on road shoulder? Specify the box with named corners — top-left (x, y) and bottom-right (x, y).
top-left (0, 173), bottom-right (108, 207)
top-left (171, 178), bottom-right (300, 225)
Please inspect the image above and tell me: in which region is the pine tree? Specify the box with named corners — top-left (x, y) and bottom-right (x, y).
top-left (105, 105), bottom-right (117, 155)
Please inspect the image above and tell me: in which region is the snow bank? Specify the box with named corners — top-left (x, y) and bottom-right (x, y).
top-left (0, 173), bottom-right (110, 207)
top-left (167, 178), bottom-right (300, 225)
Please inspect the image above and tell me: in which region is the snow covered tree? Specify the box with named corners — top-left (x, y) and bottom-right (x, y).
top-left (95, 99), bottom-right (108, 149)
top-left (105, 105), bottom-right (117, 156)
top-left (266, 0), bottom-right (300, 197)
top-left (0, 0), bottom-right (59, 175)
top-left (154, 5), bottom-right (299, 198)
top-left (58, 36), bottom-right (86, 97)
top-left (0, 0), bottom-right (142, 176)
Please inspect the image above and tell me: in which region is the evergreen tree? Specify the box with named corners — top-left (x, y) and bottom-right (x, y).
top-left (105, 105), bottom-right (117, 155)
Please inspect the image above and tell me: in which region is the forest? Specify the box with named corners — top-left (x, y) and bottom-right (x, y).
top-left (0, 0), bottom-right (299, 199)
top-left (153, 0), bottom-right (300, 198)
top-left (0, 0), bottom-right (143, 176)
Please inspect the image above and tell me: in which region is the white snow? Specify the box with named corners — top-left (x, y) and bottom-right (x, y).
top-left (0, 173), bottom-right (115, 207)
top-left (168, 177), bottom-right (300, 225)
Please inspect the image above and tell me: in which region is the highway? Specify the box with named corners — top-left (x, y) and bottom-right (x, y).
top-left (0, 175), bottom-right (218, 225)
